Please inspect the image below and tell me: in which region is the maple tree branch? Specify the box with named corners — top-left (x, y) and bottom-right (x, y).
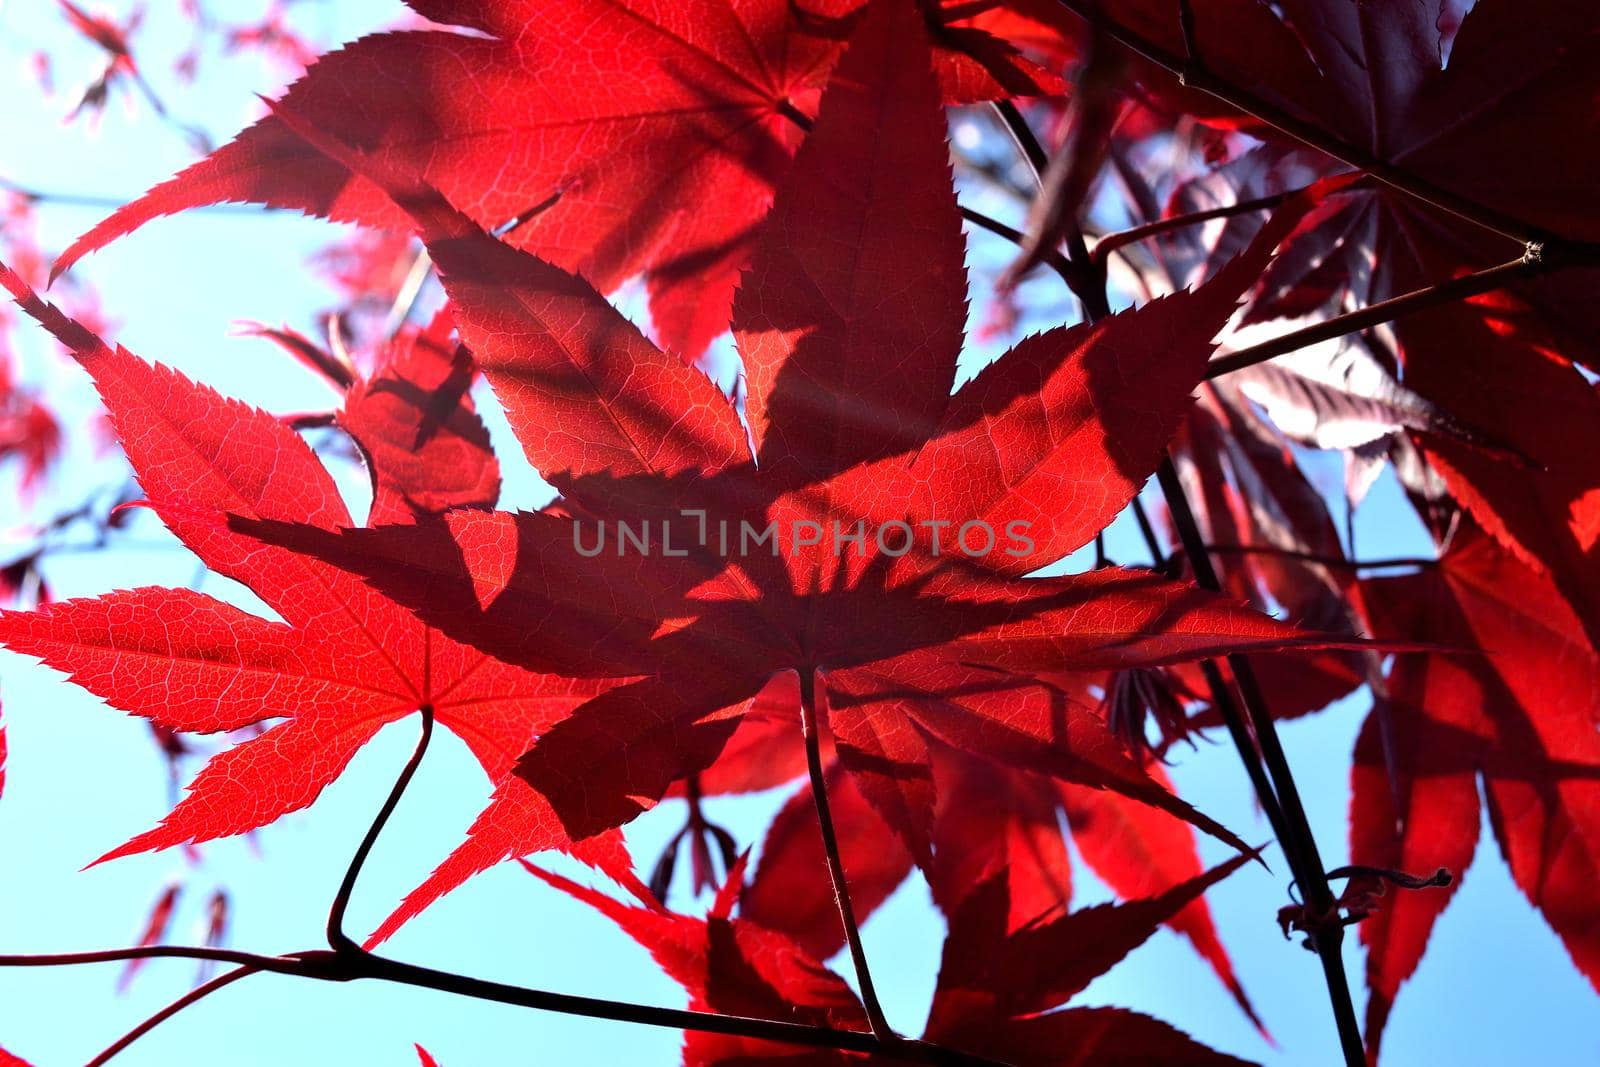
top-left (1204, 543), bottom-right (1436, 571)
top-left (0, 946), bottom-right (301, 972)
top-left (798, 668), bottom-right (894, 1040)
top-left (1092, 182), bottom-right (1330, 266)
top-left (327, 706), bottom-right (435, 953)
top-left (1205, 255), bottom-right (1538, 377)
top-left (353, 951), bottom-right (1009, 1067)
top-left (1155, 459), bottom-right (1365, 1067)
top-left (0, 945), bottom-right (1005, 1066)
top-left (959, 207), bottom-right (1076, 289)
top-left (87, 964), bottom-right (260, 1067)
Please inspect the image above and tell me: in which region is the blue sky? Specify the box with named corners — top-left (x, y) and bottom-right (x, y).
top-left (0, 3), bottom-right (1595, 1064)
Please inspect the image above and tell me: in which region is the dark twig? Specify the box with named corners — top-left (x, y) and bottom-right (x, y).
top-left (991, 100), bottom-right (1048, 180)
top-left (1206, 256), bottom-right (1538, 378)
top-left (798, 668), bottom-right (894, 1040)
top-left (0, 946), bottom-right (299, 973)
top-left (1092, 183), bottom-right (1335, 266)
top-left (959, 207), bottom-right (1077, 290)
top-left (1157, 459), bottom-right (1365, 1067)
top-left (1204, 543), bottom-right (1436, 571)
top-left (87, 965), bottom-right (260, 1066)
top-left (0, 943), bottom-right (1005, 1066)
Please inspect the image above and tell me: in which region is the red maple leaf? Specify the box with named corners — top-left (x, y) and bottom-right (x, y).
top-left (1132, 2), bottom-right (1600, 648)
top-left (1351, 521), bottom-right (1600, 1061)
top-left (53, 0), bottom-right (1066, 361)
top-left (334, 309), bottom-right (502, 523)
top-left (0, 265), bottom-right (639, 897)
top-left (233, 1), bottom-right (1354, 947)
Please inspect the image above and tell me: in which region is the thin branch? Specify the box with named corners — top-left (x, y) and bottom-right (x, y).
top-left (0, 942), bottom-right (1005, 1066)
top-left (990, 100), bottom-right (1048, 181)
top-left (958, 206), bottom-right (1077, 290)
top-left (1206, 256), bottom-right (1537, 377)
top-left (1128, 495), bottom-right (1168, 573)
top-left (327, 706), bottom-right (435, 952)
top-left (1157, 458), bottom-right (1365, 1067)
top-left (87, 965), bottom-right (259, 1067)
top-left (1092, 183), bottom-right (1329, 266)
top-left (1204, 543), bottom-right (1436, 570)
top-left (0, 945), bottom-right (302, 974)
top-left (798, 668), bottom-right (894, 1040)
top-left (362, 951), bottom-right (1009, 1067)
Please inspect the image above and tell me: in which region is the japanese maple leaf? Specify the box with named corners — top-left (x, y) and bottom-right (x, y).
top-left (738, 759), bottom-right (914, 960)
top-left (238, 0), bottom-right (1353, 944)
top-left (531, 848), bottom-right (1257, 1064)
top-left (1168, 391), bottom-right (1373, 721)
top-left (267, 307), bottom-right (503, 524)
top-left (245, 309), bottom-right (502, 523)
top-left (1088, 0), bottom-right (1600, 244)
top-left (1140, 4), bottom-right (1600, 645)
top-left (0, 1045), bottom-right (34, 1067)
top-left (0, 695), bottom-right (7, 803)
top-left (1351, 522), bottom-right (1600, 1062)
top-left (922, 856), bottom-right (1260, 1066)
top-left (0, 361), bottom-right (61, 495)
top-left (0, 265), bottom-right (637, 891)
top-left (341, 315), bottom-right (500, 524)
top-left (54, 0), bottom-right (1064, 361)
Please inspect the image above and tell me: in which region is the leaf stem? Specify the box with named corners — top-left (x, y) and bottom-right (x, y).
top-left (327, 706), bottom-right (434, 952)
top-left (87, 964), bottom-right (260, 1067)
top-left (798, 668), bottom-right (894, 1040)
